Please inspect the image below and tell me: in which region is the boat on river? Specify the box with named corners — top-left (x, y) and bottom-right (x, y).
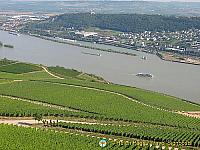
top-left (141, 56), bottom-right (147, 60)
top-left (9, 32), bottom-right (20, 36)
top-left (82, 52), bottom-right (101, 57)
top-left (136, 73), bottom-right (153, 78)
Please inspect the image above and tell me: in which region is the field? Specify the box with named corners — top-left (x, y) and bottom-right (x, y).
top-left (47, 66), bottom-right (106, 82)
top-left (44, 78), bottom-right (200, 112)
top-left (0, 124), bottom-right (102, 150)
top-left (0, 96), bottom-right (91, 117)
top-left (0, 80), bottom-right (199, 129)
top-left (57, 122), bottom-right (200, 147)
top-left (0, 59), bottom-right (199, 149)
top-left (0, 59), bottom-right (16, 66)
top-left (0, 62), bottom-right (42, 74)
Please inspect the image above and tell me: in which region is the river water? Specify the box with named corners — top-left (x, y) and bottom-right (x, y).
top-left (0, 30), bottom-right (199, 104)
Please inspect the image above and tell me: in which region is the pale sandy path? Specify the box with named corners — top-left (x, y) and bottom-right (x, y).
top-left (42, 66), bottom-right (64, 79)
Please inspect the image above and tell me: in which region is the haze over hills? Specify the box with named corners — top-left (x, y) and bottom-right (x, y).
top-left (1, 0), bottom-right (200, 16)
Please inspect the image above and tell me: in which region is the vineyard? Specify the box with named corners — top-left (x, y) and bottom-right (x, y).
top-left (47, 66), bottom-right (81, 78)
top-left (0, 124), bottom-right (102, 150)
top-left (44, 77), bottom-right (200, 111)
top-left (56, 122), bottom-right (200, 147)
top-left (0, 59), bottom-right (199, 149)
top-left (0, 124), bottom-right (172, 150)
top-left (48, 66), bottom-right (106, 82)
top-left (0, 62), bottom-right (42, 74)
top-left (0, 80), bottom-right (199, 129)
top-left (0, 96), bottom-right (92, 117)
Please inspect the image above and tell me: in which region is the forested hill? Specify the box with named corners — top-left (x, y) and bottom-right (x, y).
top-left (25, 13), bottom-right (200, 33)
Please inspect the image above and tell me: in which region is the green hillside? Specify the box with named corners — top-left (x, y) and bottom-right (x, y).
top-left (0, 59), bottom-right (199, 149)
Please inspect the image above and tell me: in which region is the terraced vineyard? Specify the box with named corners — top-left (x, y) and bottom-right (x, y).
top-left (0, 59), bottom-right (199, 149)
top-left (0, 124), bottom-right (103, 150)
top-left (0, 124), bottom-right (165, 150)
top-left (57, 122), bottom-right (200, 147)
top-left (0, 62), bottom-right (42, 74)
top-left (44, 78), bottom-right (200, 112)
top-left (0, 80), bottom-right (199, 129)
top-left (0, 96), bottom-right (91, 117)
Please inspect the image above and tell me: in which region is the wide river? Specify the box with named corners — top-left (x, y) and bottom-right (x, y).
top-left (0, 30), bottom-right (199, 103)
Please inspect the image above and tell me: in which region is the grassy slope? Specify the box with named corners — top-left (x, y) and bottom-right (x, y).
top-left (0, 124), bottom-right (103, 150)
top-left (43, 67), bottom-right (200, 112)
top-left (45, 78), bottom-right (200, 112)
top-left (47, 66), bottom-right (105, 82)
top-left (0, 63), bottom-right (42, 74)
top-left (57, 122), bottom-right (200, 146)
top-left (0, 60), bottom-right (200, 148)
top-left (1, 60), bottom-right (199, 112)
top-left (0, 81), bottom-right (199, 128)
top-left (0, 96), bottom-right (89, 116)
top-left (0, 59), bottom-right (16, 66)
top-left (48, 66), bottom-right (81, 78)
top-left (0, 71), bottom-right (53, 80)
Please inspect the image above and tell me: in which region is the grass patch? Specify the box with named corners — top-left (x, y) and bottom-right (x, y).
top-left (48, 66), bottom-right (81, 78)
top-left (0, 58), bottom-right (16, 66)
top-left (0, 124), bottom-right (104, 150)
top-left (44, 78), bottom-right (200, 112)
top-left (0, 81), bottom-right (199, 129)
top-left (0, 63), bottom-right (42, 74)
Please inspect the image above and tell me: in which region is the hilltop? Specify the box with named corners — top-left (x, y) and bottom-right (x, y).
top-left (22, 13), bottom-right (200, 33)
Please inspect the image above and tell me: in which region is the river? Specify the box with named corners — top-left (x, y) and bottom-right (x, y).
top-left (0, 30), bottom-right (199, 104)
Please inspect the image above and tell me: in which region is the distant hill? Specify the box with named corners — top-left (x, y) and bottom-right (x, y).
top-left (25, 13), bottom-right (200, 33)
top-left (2, 1), bottom-right (200, 16)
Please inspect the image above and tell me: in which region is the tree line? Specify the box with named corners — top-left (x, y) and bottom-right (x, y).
top-left (22, 13), bottom-right (200, 33)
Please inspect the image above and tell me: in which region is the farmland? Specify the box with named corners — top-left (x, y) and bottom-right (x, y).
top-left (0, 96), bottom-right (91, 117)
top-left (0, 62), bottom-right (42, 74)
top-left (0, 81), bottom-right (200, 129)
top-left (57, 122), bottom-right (200, 147)
top-left (0, 124), bottom-right (103, 150)
top-left (0, 59), bottom-right (199, 149)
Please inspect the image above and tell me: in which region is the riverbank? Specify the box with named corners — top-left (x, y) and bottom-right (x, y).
top-left (28, 33), bottom-right (137, 57)
top-left (1, 29), bottom-right (200, 104)
top-left (156, 52), bottom-right (200, 66)
top-left (28, 33), bottom-right (200, 66)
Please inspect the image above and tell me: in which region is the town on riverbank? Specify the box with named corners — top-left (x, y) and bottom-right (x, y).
top-left (1, 12), bottom-right (200, 65)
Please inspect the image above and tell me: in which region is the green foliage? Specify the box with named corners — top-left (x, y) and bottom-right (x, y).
top-left (0, 124), bottom-right (101, 150)
top-left (57, 122), bottom-right (200, 147)
top-left (0, 63), bottom-right (42, 74)
top-left (0, 124), bottom-right (157, 150)
top-left (44, 78), bottom-right (200, 112)
top-left (0, 71), bottom-right (54, 80)
top-left (23, 13), bottom-right (200, 33)
top-left (0, 81), bottom-right (199, 129)
top-left (0, 96), bottom-right (89, 117)
top-left (0, 58), bottom-right (15, 66)
top-left (33, 113), bottom-right (43, 122)
top-left (48, 66), bottom-right (81, 78)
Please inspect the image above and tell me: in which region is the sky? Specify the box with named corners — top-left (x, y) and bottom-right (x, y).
top-left (2, 0), bottom-right (199, 1)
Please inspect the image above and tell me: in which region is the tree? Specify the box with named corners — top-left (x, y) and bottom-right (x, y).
top-left (33, 113), bottom-right (43, 124)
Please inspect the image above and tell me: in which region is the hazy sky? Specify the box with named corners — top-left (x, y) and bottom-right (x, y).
top-left (3, 0), bottom-right (199, 1)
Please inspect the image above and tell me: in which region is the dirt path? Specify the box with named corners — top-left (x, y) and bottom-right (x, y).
top-left (47, 81), bottom-right (175, 114)
top-left (0, 95), bottom-right (79, 112)
top-left (0, 80), bottom-right (23, 85)
top-left (42, 66), bottom-right (64, 79)
top-left (178, 111), bottom-right (200, 119)
top-left (0, 119), bottom-right (98, 127)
